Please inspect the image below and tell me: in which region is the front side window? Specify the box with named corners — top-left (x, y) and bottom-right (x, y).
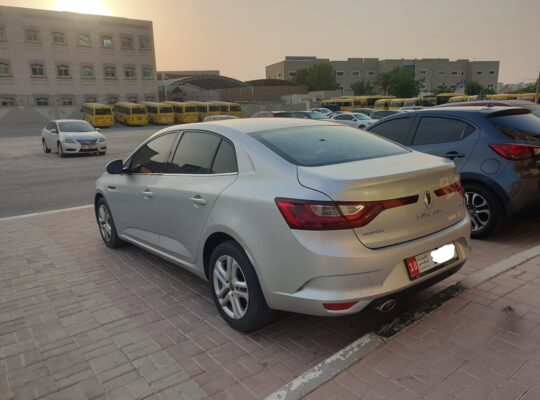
top-left (57, 64), bottom-right (70, 77)
top-left (0, 62), bottom-right (10, 76)
top-left (101, 36), bottom-right (113, 48)
top-left (169, 131), bottom-right (222, 174)
top-left (81, 65), bottom-right (94, 78)
top-left (31, 63), bottom-right (45, 77)
top-left (368, 117), bottom-right (414, 144)
top-left (130, 133), bottom-right (178, 174)
top-left (104, 66), bottom-right (117, 79)
top-left (25, 29), bottom-right (40, 42)
top-left (124, 66), bottom-right (136, 79)
top-left (251, 125), bottom-right (409, 167)
top-left (121, 36), bottom-right (133, 49)
top-left (35, 97), bottom-right (49, 106)
top-left (412, 117), bottom-right (475, 145)
top-left (139, 36), bottom-right (151, 50)
top-left (142, 68), bottom-right (153, 79)
top-left (52, 32), bottom-right (65, 44)
top-left (78, 34), bottom-right (91, 47)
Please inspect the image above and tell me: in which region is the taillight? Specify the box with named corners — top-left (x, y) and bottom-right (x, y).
top-left (489, 144), bottom-right (540, 160)
top-left (275, 195), bottom-right (418, 230)
top-left (434, 181), bottom-right (465, 198)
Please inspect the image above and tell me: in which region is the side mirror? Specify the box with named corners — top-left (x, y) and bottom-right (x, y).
top-left (51, 128), bottom-right (58, 134)
top-left (106, 159), bottom-right (124, 175)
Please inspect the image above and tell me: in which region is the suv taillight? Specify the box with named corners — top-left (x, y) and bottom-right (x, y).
top-left (275, 195), bottom-right (418, 230)
top-left (489, 144), bottom-right (540, 160)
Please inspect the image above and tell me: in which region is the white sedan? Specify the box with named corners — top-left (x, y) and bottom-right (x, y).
top-left (330, 112), bottom-right (375, 129)
top-left (42, 119), bottom-right (107, 157)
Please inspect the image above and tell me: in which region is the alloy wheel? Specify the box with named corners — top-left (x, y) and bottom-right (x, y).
top-left (98, 204), bottom-right (112, 242)
top-left (465, 191), bottom-right (491, 232)
top-left (213, 255), bottom-right (249, 319)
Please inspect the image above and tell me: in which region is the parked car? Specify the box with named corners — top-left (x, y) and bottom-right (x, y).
top-left (250, 111), bottom-right (294, 118)
top-left (330, 112), bottom-right (375, 129)
top-left (42, 119), bottom-right (107, 157)
top-left (309, 107), bottom-right (333, 116)
top-left (95, 119), bottom-right (471, 331)
top-left (366, 106), bottom-right (540, 238)
top-left (370, 110), bottom-right (402, 120)
top-left (289, 111), bottom-right (329, 120)
top-left (203, 115), bottom-right (239, 122)
top-left (437, 100), bottom-right (540, 118)
top-left (350, 108), bottom-right (375, 117)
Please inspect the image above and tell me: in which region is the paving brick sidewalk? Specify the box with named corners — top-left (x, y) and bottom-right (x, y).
top-left (0, 208), bottom-right (538, 399)
top-left (305, 256), bottom-right (540, 400)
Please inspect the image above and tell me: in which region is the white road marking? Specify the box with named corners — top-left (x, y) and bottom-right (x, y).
top-left (0, 204), bottom-right (93, 221)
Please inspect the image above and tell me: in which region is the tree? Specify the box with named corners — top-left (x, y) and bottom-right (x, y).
top-left (374, 72), bottom-right (392, 95)
top-left (350, 80), bottom-right (373, 95)
top-left (433, 83), bottom-right (452, 94)
top-left (293, 63), bottom-right (339, 91)
top-left (386, 67), bottom-right (421, 98)
top-left (465, 81), bottom-right (484, 96)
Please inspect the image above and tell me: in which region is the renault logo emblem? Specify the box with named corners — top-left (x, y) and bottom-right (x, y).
top-left (423, 191), bottom-right (433, 210)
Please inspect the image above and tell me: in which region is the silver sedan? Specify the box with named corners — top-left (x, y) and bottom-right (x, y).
top-left (42, 119), bottom-right (107, 157)
top-left (94, 118), bottom-right (471, 332)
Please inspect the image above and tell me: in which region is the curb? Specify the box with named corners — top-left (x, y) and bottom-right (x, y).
top-left (264, 243), bottom-right (540, 400)
top-left (0, 204), bottom-right (93, 221)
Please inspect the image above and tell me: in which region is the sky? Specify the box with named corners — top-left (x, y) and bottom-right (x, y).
top-left (1, 0), bottom-right (539, 84)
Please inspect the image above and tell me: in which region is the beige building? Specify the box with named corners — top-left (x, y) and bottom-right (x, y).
top-left (266, 56), bottom-right (500, 93)
top-left (0, 5), bottom-right (158, 110)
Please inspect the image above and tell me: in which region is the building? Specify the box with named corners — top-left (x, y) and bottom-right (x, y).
top-left (0, 5), bottom-right (158, 110)
top-left (266, 56), bottom-right (500, 93)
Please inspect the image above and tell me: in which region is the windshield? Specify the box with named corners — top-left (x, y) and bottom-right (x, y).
top-left (58, 121), bottom-right (94, 132)
top-left (132, 108), bottom-right (147, 115)
top-left (488, 113), bottom-right (540, 142)
top-left (95, 108), bottom-right (112, 115)
top-left (250, 125), bottom-right (408, 167)
top-left (353, 113), bottom-right (370, 120)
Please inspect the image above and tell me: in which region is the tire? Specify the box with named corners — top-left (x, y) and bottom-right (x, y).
top-left (42, 139), bottom-right (51, 153)
top-left (463, 183), bottom-right (504, 239)
top-left (57, 142), bottom-right (65, 158)
top-left (209, 241), bottom-right (275, 332)
top-left (95, 197), bottom-right (125, 248)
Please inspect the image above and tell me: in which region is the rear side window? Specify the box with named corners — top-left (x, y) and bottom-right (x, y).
top-left (250, 125), bottom-right (408, 167)
top-left (130, 132), bottom-right (177, 174)
top-left (488, 113), bottom-right (540, 142)
top-left (169, 131), bottom-right (221, 174)
top-left (368, 117), bottom-right (413, 144)
top-left (412, 117), bottom-right (475, 145)
top-left (211, 140), bottom-right (237, 173)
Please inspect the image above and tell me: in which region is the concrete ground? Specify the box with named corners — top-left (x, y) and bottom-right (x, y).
top-left (0, 208), bottom-right (539, 400)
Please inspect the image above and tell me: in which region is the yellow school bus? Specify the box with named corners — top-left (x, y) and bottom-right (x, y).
top-left (402, 98), bottom-right (421, 107)
top-left (436, 93), bottom-right (459, 105)
top-left (164, 101), bottom-right (200, 123)
top-left (374, 99), bottom-right (393, 110)
top-left (448, 95), bottom-right (470, 103)
top-left (388, 99), bottom-right (404, 110)
top-left (486, 94), bottom-right (519, 100)
top-left (141, 102), bottom-right (174, 124)
top-left (320, 98), bottom-right (354, 111)
top-left (206, 102), bottom-right (223, 118)
top-left (113, 102), bottom-right (148, 126)
top-left (193, 102), bottom-right (209, 121)
top-left (516, 93), bottom-right (540, 104)
top-left (81, 102), bottom-right (114, 128)
top-left (420, 96), bottom-right (436, 107)
top-left (229, 102), bottom-right (242, 117)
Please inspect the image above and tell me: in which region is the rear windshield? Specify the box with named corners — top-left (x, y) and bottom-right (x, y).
top-left (95, 108), bottom-right (112, 115)
top-left (488, 113), bottom-right (540, 142)
top-left (132, 108), bottom-right (147, 115)
top-left (250, 125), bottom-right (409, 167)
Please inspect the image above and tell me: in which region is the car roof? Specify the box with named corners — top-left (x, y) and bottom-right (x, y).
top-left (399, 106), bottom-right (526, 114)
top-left (51, 119), bottom-right (88, 123)
top-left (437, 99), bottom-right (536, 108)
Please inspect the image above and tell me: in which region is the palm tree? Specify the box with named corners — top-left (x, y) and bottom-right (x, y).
top-left (374, 72), bottom-right (392, 95)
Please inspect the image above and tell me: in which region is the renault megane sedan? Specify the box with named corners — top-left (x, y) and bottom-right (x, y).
top-left (94, 118), bottom-right (471, 332)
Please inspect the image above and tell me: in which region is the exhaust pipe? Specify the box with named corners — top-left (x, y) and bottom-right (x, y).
top-left (374, 298), bottom-right (397, 313)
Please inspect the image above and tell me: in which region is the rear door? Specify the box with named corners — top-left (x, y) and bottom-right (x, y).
top-left (367, 116), bottom-right (416, 145)
top-left (153, 131), bottom-right (238, 263)
top-left (409, 116), bottom-right (480, 171)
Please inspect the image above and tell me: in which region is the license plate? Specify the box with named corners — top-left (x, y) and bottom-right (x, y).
top-left (81, 145), bottom-right (94, 149)
top-left (405, 243), bottom-right (457, 280)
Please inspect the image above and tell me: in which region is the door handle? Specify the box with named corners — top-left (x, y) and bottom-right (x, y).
top-left (142, 189), bottom-right (154, 198)
top-left (190, 195), bottom-right (207, 206)
top-left (444, 151), bottom-right (465, 160)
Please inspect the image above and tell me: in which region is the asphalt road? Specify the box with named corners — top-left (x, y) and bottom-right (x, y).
top-left (0, 126), bottom-right (159, 217)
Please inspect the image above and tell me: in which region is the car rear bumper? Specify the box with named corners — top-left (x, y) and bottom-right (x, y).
top-left (262, 216), bottom-right (471, 316)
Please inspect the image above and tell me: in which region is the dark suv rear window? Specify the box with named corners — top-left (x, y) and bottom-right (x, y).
top-left (250, 125), bottom-right (409, 167)
top-left (488, 113), bottom-right (540, 142)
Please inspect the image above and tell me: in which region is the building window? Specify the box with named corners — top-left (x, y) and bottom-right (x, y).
top-left (104, 66), bottom-right (117, 79)
top-left (124, 66), bottom-right (136, 79)
top-left (84, 95), bottom-right (97, 103)
top-left (60, 97), bottom-right (73, 106)
top-left (78, 34), bottom-right (91, 47)
top-left (101, 35), bottom-right (113, 48)
top-left (107, 96), bottom-right (118, 104)
top-left (476, 70), bottom-right (483, 75)
top-left (145, 95), bottom-right (155, 101)
top-left (451, 71), bottom-right (458, 76)
top-left (288, 71), bottom-right (296, 78)
top-left (142, 67), bottom-right (153, 79)
top-left (31, 63), bottom-right (46, 77)
top-left (139, 36), bottom-right (151, 50)
top-left (487, 84), bottom-right (494, 90)
top-left (52, 31), bottom-right (65, 44)
top-left (127, 95), bottom-right (138, 102)
top-left (56, 64), bottom-right (71, 78)
top-left (81, 65), bottom-right (95, 78)
top-left (339, 86), bottom-right (344, 91)
top-left (25, 29), bottom-right (40, 43)
top-left (0, 61), bottom-right (11, 76)
top-left (35, 96), bottom-right (49, 106)
top-left (0, 28), bottom-right (6, 41)
top-left (336, 71), bottom-right (344, 77)
top-left (489, 70), bottom-right (495, 75)
top-left (367, 71), bottom-right (375, 76)
top-left (461, 71), bottom-right (465, 75)
top-left (418, 69), bottom-right (427, 76)
top-left (420, 83), bottom-right (427, 90)
top-left (1, 96), bottom-right (16, 106)
top-left (352, 71), bottom-right (360, 76)
top-left (438, 71), bottom-right (445, 76)
top-left (121, 36), bottom-right (133, 49)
